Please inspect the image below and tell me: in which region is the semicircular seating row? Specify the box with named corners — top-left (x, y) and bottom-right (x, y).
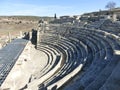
top-left (64, 28), bottom-right (120, 90)
top-left (27, 27), bottom-right (120, 90)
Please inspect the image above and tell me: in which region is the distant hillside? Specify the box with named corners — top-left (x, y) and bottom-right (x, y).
top-left (0, 16), bottom-right (54, 36)
top-left (0, 16), bottom-right (54, 22)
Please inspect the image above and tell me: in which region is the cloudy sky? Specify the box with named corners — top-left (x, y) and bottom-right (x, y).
top-left (0, 0), bottom-right (120, 16)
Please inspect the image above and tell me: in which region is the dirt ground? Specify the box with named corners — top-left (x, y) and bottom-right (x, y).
top-left (0, 23), bottom-right (38, 36)
top-left (0, 17), bottom-right (39, 47)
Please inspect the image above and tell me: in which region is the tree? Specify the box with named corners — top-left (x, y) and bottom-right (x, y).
top-left (54, 13), bottom-right (57, 19)
top-left (105, 1), bottom-right (116, 10)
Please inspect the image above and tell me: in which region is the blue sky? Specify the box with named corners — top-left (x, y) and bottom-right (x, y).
top-left (0, 0), bottom-right (120, 16)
